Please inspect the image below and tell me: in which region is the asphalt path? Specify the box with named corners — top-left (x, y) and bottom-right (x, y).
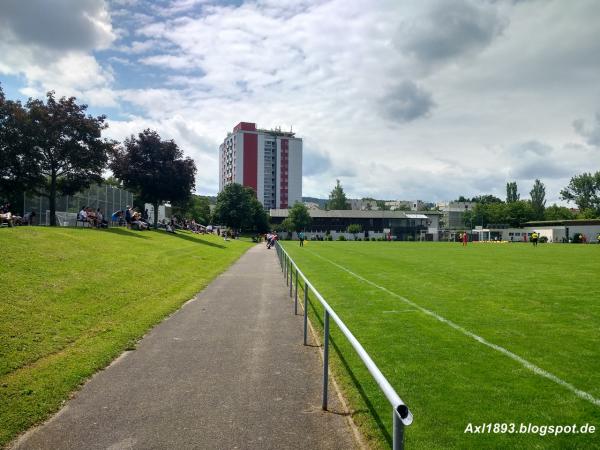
top-left (11, 244), bottom-right (357, 450)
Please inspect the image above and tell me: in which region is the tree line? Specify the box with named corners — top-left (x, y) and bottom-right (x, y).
top-left (0, 86), bottom-right (200, 227)
top-left (1, 86), bottom-right (273, 232)
top-left (462, 176), bottom-right (600, 228)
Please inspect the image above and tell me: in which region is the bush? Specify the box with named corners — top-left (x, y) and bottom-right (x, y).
top-left (370, 237), bottom-right (376, 241)
top-left (377, 237), bottom-right (384, 241)
top-left (337, 235), bottom-right (346, 241)
top-left (539, 236), bottom-right (548, 243)
top-left (326, 235), bottom-right (333, 241)
top-left (356, 237), bottom-right (362, 241)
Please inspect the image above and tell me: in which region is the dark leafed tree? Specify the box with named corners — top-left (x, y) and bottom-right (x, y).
top-left (544, 204), bottom-right (575, 220)
top-left (529, 179), bottom-right (546, 220)
top-left (24, 92), bottom-right (113, 225)
top-left (110, 129), bottom-right (197, 228)
top-left (376, 200), bottom-right (391, 210)
top-left (560, 172), bottom-right (600, 215)
top-left (472, 194), bottom-right (503, 204)
top-left (213, 183), bottom-right (251, 230)
top-left (326, 179), bottom-right (350, 210)
top-left (0, 86), bottom-right (44, 205)
top-left (506, 181), bottom-right (519, 203)
top-left (248, 196), bottom-right (269, 233)
top-left (213, 183), bottom-right (269, 232)
top-left (288, 201), bottom-right (312, 232)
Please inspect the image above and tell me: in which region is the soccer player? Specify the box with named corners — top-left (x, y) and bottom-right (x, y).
top-left (531, 231), bottom-right (539, 247)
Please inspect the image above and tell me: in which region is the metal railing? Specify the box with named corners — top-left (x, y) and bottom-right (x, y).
top-left (275, 242), bottom-right (413, 450)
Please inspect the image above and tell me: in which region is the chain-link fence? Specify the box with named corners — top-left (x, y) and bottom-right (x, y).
top-left (23, 184), bottom-right (134, 226)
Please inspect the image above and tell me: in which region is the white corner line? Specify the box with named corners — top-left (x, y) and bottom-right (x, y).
top-left (310, 251), bottom-right (600, 408)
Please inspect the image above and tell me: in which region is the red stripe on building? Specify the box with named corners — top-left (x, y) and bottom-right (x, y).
top-left (243, 132), bottom-right (258, 193)
top-left (280, 139), bottom-right (288, 209)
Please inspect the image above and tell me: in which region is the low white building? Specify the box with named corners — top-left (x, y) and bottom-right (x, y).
top-left (523, 219), bottom-right (600, 243)
top-left (472, 219), bottom-right (600, 243)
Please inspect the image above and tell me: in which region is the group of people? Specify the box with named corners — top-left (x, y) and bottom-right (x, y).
top-left (265, 232), bottom-right (278, 249)
top-left (78, 207), bottom-right (108, 228)
top-left (0, 203), bottom-right (36, 226)
top-left (123, 206), bottom-right (149, 230)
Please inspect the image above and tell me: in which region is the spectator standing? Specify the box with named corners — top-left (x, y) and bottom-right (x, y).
top-left (125, 206), bottom-right (132, 229)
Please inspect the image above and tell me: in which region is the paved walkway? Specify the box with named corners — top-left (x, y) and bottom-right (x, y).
top-left (12, 245), bottom-right (357, 450)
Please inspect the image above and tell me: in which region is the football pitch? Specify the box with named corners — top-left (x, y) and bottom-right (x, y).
top-left (280, 241), bottom-right (600, 449)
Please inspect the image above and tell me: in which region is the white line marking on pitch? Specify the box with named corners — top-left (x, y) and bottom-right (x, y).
top-left (310, 251), bottom-right (600, 407)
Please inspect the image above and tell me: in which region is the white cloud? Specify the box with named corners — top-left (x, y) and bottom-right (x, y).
top-left (0, 0), bottom-right (116, 104)
top-left (2, 0), bottom-right (600, 203)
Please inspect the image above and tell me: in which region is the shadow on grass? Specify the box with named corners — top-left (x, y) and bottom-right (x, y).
top-left (306, 291), bottom-right (392, 447)
top-left (104, 227), bottom-right (151, 240)
top-left (166, 231), bottom-right (227, 249)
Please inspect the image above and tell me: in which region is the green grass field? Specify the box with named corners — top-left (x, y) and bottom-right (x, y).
top-left (0, 227), bottom-right (252, 447)
top-left (281, 241), bottom-right (600, 449)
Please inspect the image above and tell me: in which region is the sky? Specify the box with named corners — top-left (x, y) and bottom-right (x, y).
top-left (0, 0), bottom-right (599, 204)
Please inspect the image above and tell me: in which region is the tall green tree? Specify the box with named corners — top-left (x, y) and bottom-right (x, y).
top-left (110, 129), bottom-right (197, 228)
top-left (212, 183), bottom-right (268, 232)
top-left (0, 87), bottom-right (41, 204)
top-left (288, 201), bottom-right (312, 232)
top-left (472, 194), bottom-right (503, 204)
top-left (248, 195), bottom-right (269, 233)
top-left (506, 181), bottom-right (519, 203)
top-left (27, 92), bottom-right (114, 225)
top-left (280, 217), bottom-right (294, 233)
top-left (455, 195), bottom-right (472, 202)
top-left (464, 200), bottom-right (534, 228)
top-left (375, 200), bottom-right (391, 210)
top-left (505, 200), bottom-right (535, 227)
top-left (213, 183), bottom-right (250, 230)
top-left (326, 179), bottom-right (350, 210)
top-left (530, 179), bottom-right (546, 220)
top-left (544, 204), bottom-right (575, 220)
top-left (560, 172), bottom-right (600, 214)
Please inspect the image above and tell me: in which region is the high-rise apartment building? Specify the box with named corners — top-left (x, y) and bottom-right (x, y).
top-left (219, 122), bottom-right (302, 209)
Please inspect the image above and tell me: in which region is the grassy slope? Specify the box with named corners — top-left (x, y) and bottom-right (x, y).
top-left (0, 227), bottom-right (252, 447)
top-left (282, 241), bottom-right (600, 449)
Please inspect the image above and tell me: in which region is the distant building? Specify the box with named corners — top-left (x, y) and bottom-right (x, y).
top-left (303, 201), bottom-right (321, 210)
top-left (468, 219), bottom-right (600, 243)
top-left (219, 122), bottom-right (302, 209)
top-left (270, 209), bottom-right (443, 241)
top-left (385, 200), bottom-right (412, 211)
top-left (436, 201), bottom-right (476, 229)
top-left (349, 199), bottom-right (380, 211)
